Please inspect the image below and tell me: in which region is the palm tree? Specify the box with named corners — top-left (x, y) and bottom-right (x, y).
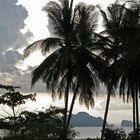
top-left (97, 2), bottom-right (140, 139)
top-left (24, 0), bottom-right (105, 139)
top-left (117, 1), bottom-right (140, 137)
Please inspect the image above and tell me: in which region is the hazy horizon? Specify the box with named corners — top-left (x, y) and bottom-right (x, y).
top-left (0, 92), bottom-right (135, 124)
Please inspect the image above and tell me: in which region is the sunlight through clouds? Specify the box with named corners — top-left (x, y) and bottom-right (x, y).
top-left (18, 0), bottom-right (49, 41)
top-left (18, 0), bottom-right (116, 41)
top-left (17, 0), bottom-right (116, 69)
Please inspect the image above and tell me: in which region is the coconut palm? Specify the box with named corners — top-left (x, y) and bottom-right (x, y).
top-left (24, 0), bottom-right (105, 139)
top-left (97, 3), bottom-right (128, 139)
top-left (116, 1), bottom-right (140, 137)
top-left (97, 2), bottom-right (140, 139)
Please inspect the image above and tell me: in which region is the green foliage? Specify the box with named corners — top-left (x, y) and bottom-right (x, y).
top-left (103, 128), bottom-right (127, 140)
top-left (0, 85), bottom-right (77, 139)
top-left (2, 106), bottom-right (77, 140)
top-left (0, 86), bottom-right (36, 108)
top-left (0, 85), bottom-right (36, 136)
top-left (18, 106), bottom-right (64, 139)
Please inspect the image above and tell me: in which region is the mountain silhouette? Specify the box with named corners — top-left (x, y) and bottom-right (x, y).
top-left (70, 112), bottom-right (109, 127)
top-left (121, 120), bottom-right (133, 127)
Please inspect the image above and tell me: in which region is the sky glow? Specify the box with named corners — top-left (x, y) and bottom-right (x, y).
top-left (17, 0), bottom-right (115, 68)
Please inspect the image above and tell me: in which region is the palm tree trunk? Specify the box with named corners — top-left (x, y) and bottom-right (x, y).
top-left (64, 84), bottom-right (69, 128)
top-left (66, 90), bottom-right (76, 130)
top-left (63, 83), bottom-right (69, 140)
top-left (66, 82), bottom-right (79, 130)
top-left (101, 91), bottom-right (111, 140)
top-left (133, 94), bottom-right (136, 131)
top-left (63, 72), bottom-right (71, 140)
top-left (101, 43), bottom-right (118, 140)
top-left (135, 91), bottom-right (139, 138)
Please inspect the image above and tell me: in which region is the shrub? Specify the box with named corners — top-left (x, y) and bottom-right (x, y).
top-left (103, 128), bottom-right (126, 140)
top-left (1, 106), bottom-right (77, 140)
top-left (127, 128), bottom-right (140, 140)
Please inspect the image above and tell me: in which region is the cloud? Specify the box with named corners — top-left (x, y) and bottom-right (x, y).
top-left (0, 0), bottom-right (33, 52)
top-left (0, 50), bottom-right (21, 72)
top-left (0, 0), bottom-right (33, 74)
top-left (0, 0), bottom-right (116, 93)
top-left (0, 0), bottom-right (36, 91)
top-left (0, 69), bottom-right (46, 92)
top-left (95, 98), bottom-right (133, 111)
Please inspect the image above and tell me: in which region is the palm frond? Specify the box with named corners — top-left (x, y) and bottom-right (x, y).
top-left (44, 0), bottom-right (74, 38)
top-left (23, 37), bottom-right (61, 58)
top-left (74, 3), bottom-right (98, 49)
top-left (71, 48), bottom-right (100, 108)
top-left (31, 48), bottom-right (62, 88)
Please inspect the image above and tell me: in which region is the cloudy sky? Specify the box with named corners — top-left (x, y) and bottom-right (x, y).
top-left (0, 0), bottom-right (114, 90)
top-left (0, 0), bottom-right (139, 124)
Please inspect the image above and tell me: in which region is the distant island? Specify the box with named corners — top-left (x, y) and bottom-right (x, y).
top-left (121, 120), bottom-right (133, 127)
top-left (70, 112), bottom-right (133, 128)
top-left (70, 112), bottom-right (109, 127)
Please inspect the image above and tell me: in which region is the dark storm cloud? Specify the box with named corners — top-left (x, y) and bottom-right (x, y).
top-left (0, 70), bottom-right (46, 92)
top-left (0, 0), bottom-right (33, 70)
top-left (0, 0), bottom-right (33, 51)
top-left (0, 50), bottom-right (21, 72)
top-left (0, 0), bottom-right (33, 73)
top-left (0, 0), bottom-right (36, 91)
top-left (0, 0), bottom-right (58, 93)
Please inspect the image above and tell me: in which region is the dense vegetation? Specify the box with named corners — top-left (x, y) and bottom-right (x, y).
top-left (0, 85), bottom-right (77, 140)
top-left (0, 85), bottom-right (138, 140)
